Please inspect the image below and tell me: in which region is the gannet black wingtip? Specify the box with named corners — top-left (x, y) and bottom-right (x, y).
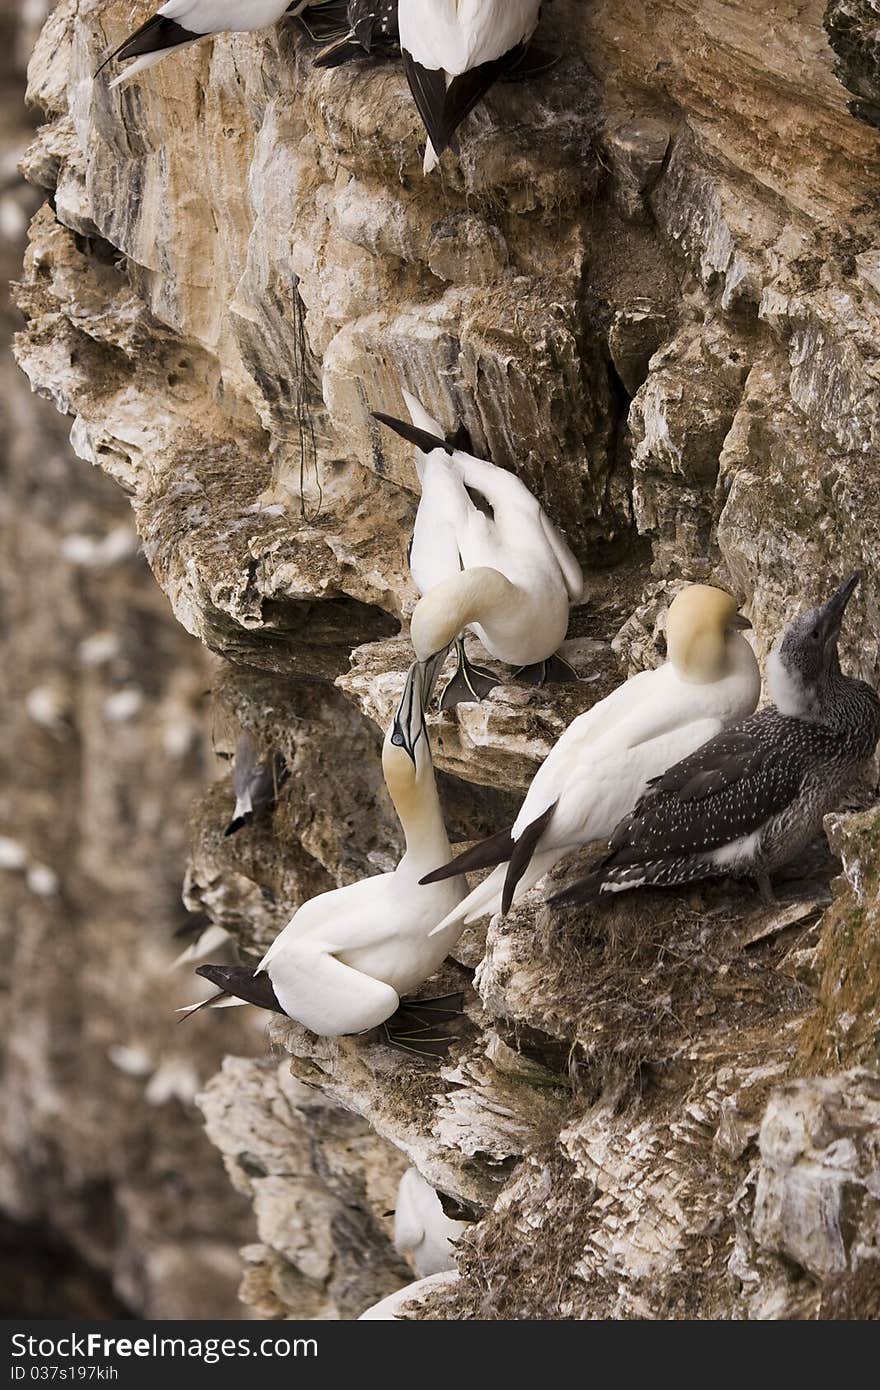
top-left (195, 964), bottom-right (285, 1015)
top-left (372, 411), bottom-right (454, 456)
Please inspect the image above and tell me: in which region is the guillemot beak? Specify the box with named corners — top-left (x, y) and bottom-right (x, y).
top-left (818, 571), bottom-right (861, 638)
top-left (391, 652), bottom-right (446, 765)
top-left (731, 612), bottom-right (752, 631)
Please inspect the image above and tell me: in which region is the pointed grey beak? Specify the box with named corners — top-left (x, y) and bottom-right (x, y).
top-left (818, 571), bottom-right (861, 638)
top-left (731, 612), bottom-right (752, 631)
top-left (391, 651), bottom-right (446, 765)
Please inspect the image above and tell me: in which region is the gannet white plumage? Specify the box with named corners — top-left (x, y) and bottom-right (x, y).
top-left (375, 391), bottom-right (583, 708)
top-left (398, 0), bottom-right (542, 172)
top-left (394, 1169), bottom-right (468, 1277)
top-left (422, 584), bottom-right (761, 929)
top-left (552, 573), bottom-right (880, 907)
top-left (192, 654), bottom-right (468, 1037)
top-left (359, 1271), bottom-right (460, 1320)
top-left (99, 0), bottom-right (308, 88)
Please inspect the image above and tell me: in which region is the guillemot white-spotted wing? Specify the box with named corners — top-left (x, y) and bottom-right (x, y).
top-left (374, 389), bottom-right (583, 709)
top-left (551, 572), bottom-right (880, 907)
top-left (98, 0), bottom-right (311, 87)
top-left (397, 0), bottom-right (543, 172)
top-left (421, 584), bottom-right (760, 925)
top-left (305, 0), bottom-right (400, 66)
top-left (187, 652), bottom-right (469, 1047)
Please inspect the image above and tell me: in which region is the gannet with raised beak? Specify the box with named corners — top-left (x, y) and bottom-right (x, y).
top-left (422, 584), bottom-right (760, 927)
top-left (398, 0), bottom-right (542, 172)
top-left (375, 391), bottom-right (583, 709)
top-left (192, 654), bottom-right (468, 1037)
top-left (552, 573), bottom-right (880, 907)
top-left (98, 0), bottom-right (313, 87)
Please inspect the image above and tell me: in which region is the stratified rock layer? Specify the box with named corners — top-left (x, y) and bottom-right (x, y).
top-left (13, 0), bottom-right (880, 1319)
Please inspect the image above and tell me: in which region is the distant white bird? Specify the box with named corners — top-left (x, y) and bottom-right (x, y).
top-left (98, 0), bottom-right (310, 88)
top-left (224, 731), bottom-right (289, 837)
top-left (422, 584), bottom-right (761, 928)
top-left (375, 391), bottom-right (583, 708)
top-left (359, 1271), bottom-right (459, 1319)
top-left (398, 0), bottom-right (542, 172)
top-left (192, 654), bottom-right (468, 1042)
top-left (394, 1169), bottom-right (469, 1276)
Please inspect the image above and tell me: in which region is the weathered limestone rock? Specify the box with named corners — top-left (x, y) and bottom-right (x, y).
top-left (13, 0), bottom-right (880, 1321)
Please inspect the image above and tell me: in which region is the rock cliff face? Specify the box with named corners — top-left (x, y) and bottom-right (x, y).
top-left (12, 0), bottom-right (880, 1318)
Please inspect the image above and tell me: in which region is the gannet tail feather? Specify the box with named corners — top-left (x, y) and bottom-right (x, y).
top-left (501, 801), bottom-right (558, 915)
top-left (420, 825), bottom-right (514, 886)
top-left (96, 16), bottom-right (199, 78)
top-left (195, 964), bottom-right (286, 1015)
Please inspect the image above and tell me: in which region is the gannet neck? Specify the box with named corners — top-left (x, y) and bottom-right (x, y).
top-left (410, 567), bottom-right (515, 660)
top-left (382, 738), bottom-right (451, 874)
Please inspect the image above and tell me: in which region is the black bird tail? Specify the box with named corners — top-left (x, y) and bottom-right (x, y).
top-left (96, 16), bottom-right (199, 77)
top-left (195, 964), bottom-right (285, 1015)
top-left (548, 868), bottom-right (606, 908)
top-left (373, 411), bottom-right (454, 457)
top-left (420, 825), bottom-right (515, 886)
top-left (501, 802), bottom-right (557, 915)
top-left (224, 812), bottom-right (252, 837)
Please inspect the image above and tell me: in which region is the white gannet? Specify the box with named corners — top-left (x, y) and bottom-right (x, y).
top-left (224, 731), bottom-right (290, 837)
top-left (98, 0), bottom-right (310, 88)
top-left (374, 391), bottom-right (583, 709)
top-left (398, 0), bottom-right (542, 172)
top-left (422, 584), bottom-right (761, 928)
top-left (394, 1169), bottom-right (469, 1277)
top-left (192, 654), bottom-right (468, 1039)
top-left (359, 1271), bottom-right (460, 1320)
top-left (552, 573), bottom-right (880, 908)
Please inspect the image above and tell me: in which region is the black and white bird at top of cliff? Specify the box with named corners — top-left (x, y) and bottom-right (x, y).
top-left (551, 572), bottom-right (880, 908)
top-left (305, 1), bottom-right (400, 67)
top-left (397, 0), bottom-right (544, 173)
top-left (97, 1), bottom-right (315, 88)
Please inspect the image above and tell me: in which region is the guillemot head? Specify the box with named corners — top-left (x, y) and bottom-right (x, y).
top-left (665, 584), bottom-right (752, 684)
top-left (767, 571), bottom-right (861, 719)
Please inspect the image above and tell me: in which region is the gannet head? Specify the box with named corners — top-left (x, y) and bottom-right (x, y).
top-left (767, 571), bottom-right (861, 718)
top-left (383, 652), bottom-right (444, 779)
top-left (666, 584), bottom-right (752, 684)
top-left (410, 569), bottom-right (509, 661)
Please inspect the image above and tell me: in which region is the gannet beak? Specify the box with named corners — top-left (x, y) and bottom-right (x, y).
top-left (731, 612), bottom-right (752, 631)
top-left (818, 570), bottom-right (861, 637)
top-left (391, 652), bottom-right (446, 765)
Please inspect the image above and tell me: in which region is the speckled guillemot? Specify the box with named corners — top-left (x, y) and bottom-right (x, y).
top-left (307, 0), bottom-right (400, 66)
top-left (551, 572), bottom-right (880, 906)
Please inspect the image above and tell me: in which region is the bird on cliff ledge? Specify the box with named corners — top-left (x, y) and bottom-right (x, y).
top-left (374, 389), bottom-right (583, 709)
top-left (223, 731), bottom-right (289, 837)
top-left (551, 572), bottom-right (880, 908)
top-left (398, 0), bottom-right (545, 173)
top-left (393, 1168), bottom-right (470, 1277)
top-left (187, 653), bottom-right (468, 1046)
top-left (98, 0), bottom-right (322, 87)
top-left (305, 0), bottom-right (400, 66)
top-left (421, 584), bottom-right (760, 927)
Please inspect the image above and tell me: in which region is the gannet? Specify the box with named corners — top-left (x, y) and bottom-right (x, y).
top-left (308, 0), bottom-right (400, 66)
top-left (552, 572), bottom-right (880, 907)
top-left (193, 654), bottom-right (468, 1037)
top-left (224, 732), bottom-right (289, 837)
top-left (98, 0), bottom-right (311, 87)
top-left (394, 1169), bottom-right (469, 1277)
top-left (398, 0), bottom-right (542, 172)
top-left (359, 1271), bottom-right (460, 1320)
top-left (375, 392), bottom-right (583, 708)
top-left (422, 584), bottom-right (760, 929)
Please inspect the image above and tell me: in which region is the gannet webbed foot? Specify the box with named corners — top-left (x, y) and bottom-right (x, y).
top-left (440, 642), bottom-right (500, 709)
top-left (383, 993), bottom-right (464, 1059)
top-left (515, 653), bottom-right (580, 687)
top-left (503, 44), bottom-right (560, 81)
